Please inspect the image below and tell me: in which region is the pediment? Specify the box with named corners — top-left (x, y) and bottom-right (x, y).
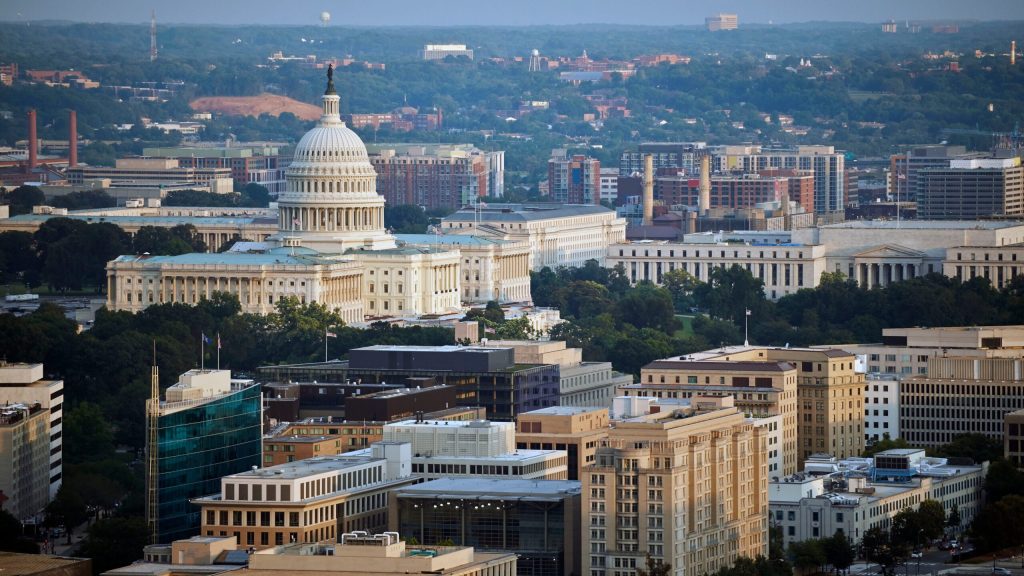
top-left (853, 244), bottom-right (926, 259)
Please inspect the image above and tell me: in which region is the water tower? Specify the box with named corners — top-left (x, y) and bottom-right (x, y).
top-left (528, 48), bottom-right (541, 72)
top-left (320, 11), bottom-right (331, 27)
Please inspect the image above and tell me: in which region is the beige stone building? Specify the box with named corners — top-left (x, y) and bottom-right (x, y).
top-left (1005, 409), bottom-right (1024, 468)
top-left (901, 357), bottom-right (1024, 448)
top-left (0, 362), bottom-right (63, 501)
top-left (582, 395), bottom-right (768, 576)
top-left (193, 443), bottom-right (415, 550)
top-left (105, 72), bottom-right (474, 321)
top-left (663, 346), bottom-right (865, 465)
top-left (516, 406), bottom-right (610, 480)
top-left (396, 235), bottom-right (532, 304)
top-left (623, 359), bottom-right (798, 475)
top-left (442, 203), bottom-right (627, 271)
top-left (239, 532), bottom-right (517, 576)
top-left (0, 403), bottom-right (50, 521)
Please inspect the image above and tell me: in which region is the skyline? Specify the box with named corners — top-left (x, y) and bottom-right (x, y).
top-left (4, 0), bottom-right (1024, 27)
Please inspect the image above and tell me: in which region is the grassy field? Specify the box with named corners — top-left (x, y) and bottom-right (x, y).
top-left (674, 314), bottom-right (695, 338)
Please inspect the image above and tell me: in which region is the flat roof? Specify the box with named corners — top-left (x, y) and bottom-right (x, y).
top-left (112, 248), bottom-right (348, 267)
top-left (395, 234), bottom-right (512, 246)
top-left (355, 344), bottom-right (510, 353)
top-left (644, 360), bottom-right (794, 372)
top-left (226, 455), bottom-right (380, 480)
top-left (443, 202), bottom-right (614, 222)
top-left (394, 477), bottom-right (581, 498)
top-left (0, 553), bottom-right (90, 576)
top-left (5, 214), bottom-right (262, 226)
top-left (521, 406), bottom-right (605, 416)
top-left (820, 220), bottom-right (1024, 230)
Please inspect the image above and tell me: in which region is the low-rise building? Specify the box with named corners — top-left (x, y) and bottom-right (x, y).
top-left (863, 374), bottom-right (900, 444)
top-left (66, 158), bottom-right (234, 194)
top-left (420, 44), bottom-right (474, 60)
top-left (770, 449), bottom-right (986, 546)
top-left (395, 234), bottom-right (531, 304)
top-left (391, 478), bottom-right (581, 576)
top-left (193, 443), bottom-right (416, 549)
top-left (0, 553), bottom-right (91, 576)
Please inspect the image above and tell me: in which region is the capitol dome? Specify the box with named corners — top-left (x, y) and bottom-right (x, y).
top-left (276, 66), bottom-right (394, 251)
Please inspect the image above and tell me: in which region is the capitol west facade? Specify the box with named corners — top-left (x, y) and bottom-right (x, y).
top-left (105, 71), bottom-right (518, 321)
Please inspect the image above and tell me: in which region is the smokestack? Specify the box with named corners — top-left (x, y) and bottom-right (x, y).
top-left (68, 110), bottom-right (77, 167)
top-left (642, 154), bottom-right (654, 226)
top-left (27, 109), bottom-right (38, 172)
top-left (698, 154), bottom-right (711, 216)
top-left (1012, 40), bottom-right (1017, 66)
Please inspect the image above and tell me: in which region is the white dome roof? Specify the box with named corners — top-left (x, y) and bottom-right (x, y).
top-left (291, 120), bottom-right (369, 165)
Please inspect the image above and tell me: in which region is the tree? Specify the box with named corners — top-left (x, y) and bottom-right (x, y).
top-left (916, 500), bottom-right (947, 541)
top-left (862, 433), bottom-right (909, 457)
top-left (0, 231), bottom-right (40, 282)
top-left (946, 503), bottom-right (961, 531)
top-left (240, 183), bottom-right (271, 207)
top-left (823, 531), bottom-right (855, 574)
top-left (615, 283), bottom-right (678, 332)
top-left (133, 226), bottom-right (193, 255)
top-left (0, 509), bottom-right (38, 553)
top-left (661, 268), bottom-right (700, 312)
top-left (862, 526), bottom-right (908, 576)
top-left (77, 517), bottom-right (149, 574)
top-left (971, 494), bottom-right (1024, 553)
top-left (636, 554), bottom-right (671, 576)
top-left (384, 204), bottom-right (429, 233)
top-left (63, 402), bottom-right (116, 465)
top-left (45, 484), bottom-right (88, 544)
top-left (983, 459), bottom-right (1024, 504)
top-left (789, 539), bottom-right (826, 574)
top-left (48, 189), bottom-right (116, 210)
top-left (890, 507), bottom-right (922, 548)
top-left (2, 185), bottom-right (45, 216)
top-left (931, 433), bottom-right (1003, 464)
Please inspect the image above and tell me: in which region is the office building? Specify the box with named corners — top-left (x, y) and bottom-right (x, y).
top-left (476, 339), bottom-right (631, 408)
top-left (582, 395), bottom-right (767, 576)
top-left (0, 362), bottom-right (63, 500)
top-left (419, 44), bottom-right (474, 60)
top-left (380, 419), bottom-right (568, 480)
top-left (599, 168), bottom-right (618, 204)
top-left (516, 407), bottom-right (610, 480)
top-left (442, 203), bottom-right (627, 270)
top-left (1005, 409), bottom-right (1024, 468)
top-left (619, 143), bottom-right (707, 178)
top-left (102, 536), bottom-right (247, 576)
top-left (653, 346), bottom-right (864, 464)
top-left (238, 531), bottom-right (517, 576)
top-left (863, 374), bottom-right (900, 444)
top-left (657, 173), bottom-right (793, 211)
top-left (771, 450), bottom-right (985, 547)
top-left (713, 145), bottom-right (845, 215)
top-left (888, 145), bottom-right (980, 202)
top-left (830, 325), bottom-right (1024, 377)
top-left (66, 158), bottom-right (234, 194)
top-left (0, 403), bottom-right (50, 521)
top-left (900, 356), bottom-right (1024, 448)
top-left (706, 13), bottom-right (739, 31)
top-left (623, 358), bottom-right (798, 475)
top-left (944, 244), bottom-right (1024, 289)
top-left (916, 157), bottom-right (1024, 220)
top-left (193, 443), bottom-right (415, 549)
top-left (143, 146), bottom-right (287, 195)
top-left (367, 144), bottom-right (502, 209)
top-left (147, 369), bottom-right (262, 544)
top-left (548, 150), bottom-right (601, 205)
top-left (392, 478), bottom-right (581, 576)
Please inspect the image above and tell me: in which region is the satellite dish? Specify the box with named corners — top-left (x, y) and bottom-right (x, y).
top-left (320, 11), bottom-right (331, 26)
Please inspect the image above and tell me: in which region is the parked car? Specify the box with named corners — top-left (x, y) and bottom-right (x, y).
top-left (992, 568), bottom-right (1010, 576)
top-left (911, 551), bottom-right (923, 559)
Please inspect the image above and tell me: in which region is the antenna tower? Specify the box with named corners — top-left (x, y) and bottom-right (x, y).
top-left (529, 49), bottom-right (541, 72)
top-left (145, 342), bottom-right (160, 544)
top-left (150, 10), bottom-right (158, 62)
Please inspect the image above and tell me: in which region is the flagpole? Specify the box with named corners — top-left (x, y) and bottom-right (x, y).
top-left (325, 328), bottom-right (329, 363)
top-left (201, 333), bottom-right (205, 371)
top-left (216, 333), bottom-right (221, 371)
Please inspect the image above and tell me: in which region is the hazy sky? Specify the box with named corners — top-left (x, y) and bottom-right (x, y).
top-left (4, 0), bottom-right (1024, 26)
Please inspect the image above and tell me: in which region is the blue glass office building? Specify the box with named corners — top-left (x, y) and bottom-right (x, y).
top-left (148, 371), bottom-right (262, 544)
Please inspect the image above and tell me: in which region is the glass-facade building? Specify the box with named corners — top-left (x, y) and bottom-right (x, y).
top-left (151, 382), bottom-right (262, 544)
top-left (393, 478), bottom-right (581, 576)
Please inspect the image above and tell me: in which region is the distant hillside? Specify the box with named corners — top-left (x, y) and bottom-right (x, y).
top-left (190, 94), bottom-right (321, 121)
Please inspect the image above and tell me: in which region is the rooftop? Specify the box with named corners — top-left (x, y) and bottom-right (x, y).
top-left (820, 220), bottom-right (1024, 230)
top-left (395, 234), bottom-right (513, 247)
top-left (521, 406), bottom-right (606, 416)
top-left (443, 202), bottom-right (615, 222)
top-left (224, 455), bottom-right (380, 481)
top-left (393, 477), bottom-right (581, 498)
top-left (112, 248), bottom-right (350, 268)
top-left (644, 360), bottom-right (795, 372)
top-left (0, 553), bottom-right (91, 576)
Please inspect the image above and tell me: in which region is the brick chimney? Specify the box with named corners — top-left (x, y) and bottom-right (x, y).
top-left (27, 109), bottom-right (38, 172)
top-left (68, 110), bottom-right (77, 167)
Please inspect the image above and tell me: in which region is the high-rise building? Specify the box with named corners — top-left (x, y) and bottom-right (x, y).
top-left (549, 150), bottom-right (601, 204)
top-left (367, 144), bottom-right (502, 209)
top-left (1005, 409), bottom-right (1024, 467)
top-left (147, 369), bottom-right (262, 544)
top-left (0, 403), bottom-right (50, 521)
top-left (0, 362), bottom-right (63, 501)
top-left (916, 157), bottom-right (1024, 220)
top-left (713, 145), bottom-right (845, 215)
top-left (582, 395), bottom-right (767, 576)
top-left (706, 13), bottom-right (739, 31)
top-left (887, 145), bottom-right (979, 202)
top-left (623, 358), bottom-right (799, 475)
top-left (619, 142), bottom-right (707, 178)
